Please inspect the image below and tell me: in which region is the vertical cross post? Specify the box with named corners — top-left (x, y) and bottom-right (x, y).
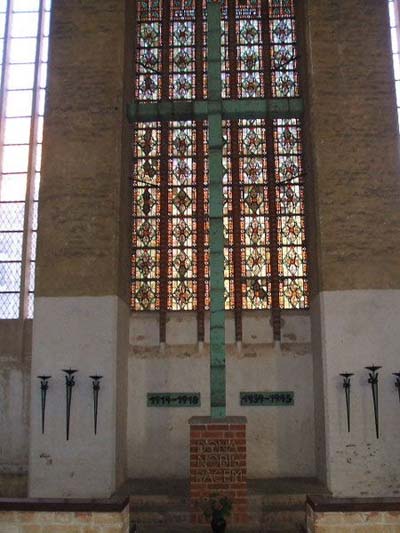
top-left (207, 0), bottom-right (225, 418)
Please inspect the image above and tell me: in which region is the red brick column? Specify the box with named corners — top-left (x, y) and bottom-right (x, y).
top-left (189, 416), bottom-right (248, 525)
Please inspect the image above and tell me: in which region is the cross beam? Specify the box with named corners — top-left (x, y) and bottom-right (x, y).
top-left (128, 0), bottom-right (303, 418)
top-left (127, 97), bottom-right (303, 123)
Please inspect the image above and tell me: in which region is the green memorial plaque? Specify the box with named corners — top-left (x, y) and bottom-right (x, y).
top-left (240, 391), bottom-right (294, 406)
top-left (147, 393), bottom-right (201, 407)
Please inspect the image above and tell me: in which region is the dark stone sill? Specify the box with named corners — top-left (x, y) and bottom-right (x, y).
top-left (307, 495), bottom-right (400, 512)
top-left (0, 494), bottom-right (129, 513)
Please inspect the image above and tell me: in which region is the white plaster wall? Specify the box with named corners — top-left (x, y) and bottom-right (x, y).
top-left (28, 296), bottom-right (129, 499)
top-left (310, 297), bottom-right (327, 485)
top-left (317, 290), bottom-right (400, 497)
top-left (128, 311), bottom-right (316, 479)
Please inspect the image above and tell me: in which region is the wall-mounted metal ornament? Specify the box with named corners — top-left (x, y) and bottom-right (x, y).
top-left (365, 365), bottom-right (382, 439)
top-left (340, 373), bottom-right (353, 432)
top-left (89, 375), bottom-right (103, 435)
top-left (393, 373), bottom-right (400, 404)
top-left (37, 375), bottom-right (51, 434)
top-left (62, 369), bottom-right (78, 440)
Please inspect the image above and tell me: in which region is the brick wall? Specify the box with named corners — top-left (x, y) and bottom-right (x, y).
top-left (0, 505), bottom-right (129, 533)
top-left (189, 417), bottom-right (248, 524)
top-left (303, 0), bottom-right (400, 292)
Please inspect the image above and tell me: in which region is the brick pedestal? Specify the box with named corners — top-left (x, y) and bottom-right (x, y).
top-left (189, 416), bottom-right (248, 524)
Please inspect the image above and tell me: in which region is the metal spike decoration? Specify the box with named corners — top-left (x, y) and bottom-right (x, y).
top-left (340, 373), bottom-right (353, 432)
top-left (37, 375), bottom-right (51, 434)
top-left (62, 369), bottom-right (78, 440)
top-left (393, 373), bottom-right (400, 404)
top-left (365, 365), bottom-right (382, 439)
top-left (89, 375), bottom-right (103, 435)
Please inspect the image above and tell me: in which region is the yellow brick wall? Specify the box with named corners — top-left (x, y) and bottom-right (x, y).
top-left (0, 505), bottom-right (129, 533)
top-left (36, 0), bottom-right (133, 302)
top-left (303, 0), bottom-right (400, 293)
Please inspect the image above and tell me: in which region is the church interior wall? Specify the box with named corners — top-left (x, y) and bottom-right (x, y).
top-left (317, 290), bottom-right (400, 497)
top-left (128, 311), bottom-right (316, 479)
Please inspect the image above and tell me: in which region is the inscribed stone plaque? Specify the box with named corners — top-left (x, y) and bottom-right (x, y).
top-left (240, 391), bottom-right (294, 406)
top-left (191, 438), bottom-right (245, 483)
top-left (147, 392), bottom-right (200, 407)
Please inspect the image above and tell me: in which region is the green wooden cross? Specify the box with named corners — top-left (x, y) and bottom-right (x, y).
top-left (128, 0), bottom-right (303, 418)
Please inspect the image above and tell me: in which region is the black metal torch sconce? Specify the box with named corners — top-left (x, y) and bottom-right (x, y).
top-left (37, 375), bottom-right (51, 434)
top-left (90, 375), bottom-right (103, 435)
top-left (62, 369), bottom-right (78, 440)
top-left (365, 365), bottom-right (382, 439)
top-left (393, 373), bottom-right (400, 404)
top-left (340, 373), bottom-right (353, 432)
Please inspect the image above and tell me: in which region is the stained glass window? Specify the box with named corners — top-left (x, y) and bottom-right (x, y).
top-left (132, 120), bottom-right (209, 311)
top-left (136, 0), bottom-right (207, 101)
top-left (131, 0), bottom-right (308, 340)
top-left (0, 0), bottom-right (51, 319)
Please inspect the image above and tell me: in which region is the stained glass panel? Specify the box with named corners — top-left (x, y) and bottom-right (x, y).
top-left (131, 120), bottom-right (208, 311)
top-left (269, 0), bottom-right (299, 97)
top-left (222, 0), bottom-right (264, 99)
top-left (274, 118), bottom-right (307, 308)
top-left (136, 0), bottom-right (207, 101)
top-left (221, 0), bottom-right (299, 99)
top-left (223, 119), bottom-right (270, 309)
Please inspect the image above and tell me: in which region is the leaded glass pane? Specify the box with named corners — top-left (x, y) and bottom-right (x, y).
top-left (0, 0), bottom-right (50, 319)
top-left (221, 0), bottom-right (299, 99)
top-left (0, 232), bottom-right (23, 261)
top-left (0, 202), bottom-right (25, 231)
top-left (132, 120), bottom-right (208, 310)
top-left (274, 118), bottom-right (307, 309)
top-left (0, 293), bottom-right (19, 318)
top-left (135, 0), bottom-right (207, 101)
top-left (0, 262), bottom-right (22, 292)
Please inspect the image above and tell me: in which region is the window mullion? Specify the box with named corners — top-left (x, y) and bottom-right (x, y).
top-left (395, 0), bottom-right (400, 51)
top-left (159, 121), bottom-right (169, 343)
top-left (262, 4), bottom-right (281, 340)
top-left (227, 0), bottom-right (242, 341)
top-left (195, 0), bottom-right (204, 100)
top-left (159, 0), bottom-right (171, 342)
top-left (19, 0), bottom-right (45, 319)
top-left (195, 120), bottom-right (206, 341)
top-left (195, 0), bottom-right (206, 341)
top-left (161, 0), bottom-right (171, 100)
top-left (230, 121), bottom-right (242, 341)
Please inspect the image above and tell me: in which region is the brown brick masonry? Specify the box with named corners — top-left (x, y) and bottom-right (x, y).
top-left (306, 496), bottom-right (400, 532)
top-left (0, 496), bottom-right (129, 532)
top-left (189, 416), bottom-right (248, 525)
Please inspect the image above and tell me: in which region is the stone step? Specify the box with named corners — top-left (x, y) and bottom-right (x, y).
top-left (130, 503), bottom-right (305, 530)
top-left (128, 477), bottom-right (327, 531)
top-left (261, 506), bottom-right (306, 530)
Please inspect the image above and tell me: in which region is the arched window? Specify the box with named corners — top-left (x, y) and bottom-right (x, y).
top-left (130, 0), bottom-right (308, 339)
top-left (0, 0), bottom-right (51, 319)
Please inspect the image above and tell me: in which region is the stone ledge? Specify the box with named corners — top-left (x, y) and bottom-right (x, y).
top-left (307, 495), bottom-right (400, 513)
top-left (0, 495), bottom-right (129, 513)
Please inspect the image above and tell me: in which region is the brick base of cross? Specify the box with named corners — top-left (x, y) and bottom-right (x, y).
top-left (189, 416), bottom-right (248, 524)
